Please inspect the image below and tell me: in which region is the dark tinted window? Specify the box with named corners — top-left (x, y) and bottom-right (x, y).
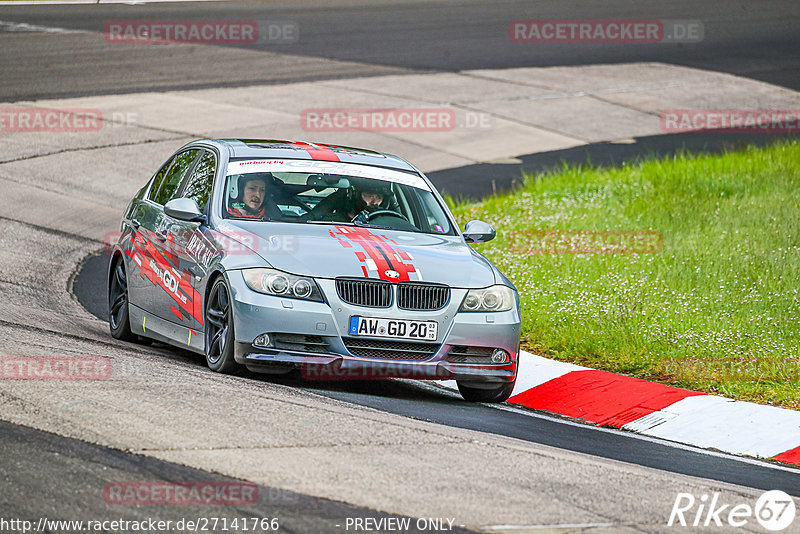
top-left (153, 149), bottom-right (199, 205)
top-left (147, 160), bottom-right (172, 202)
top-left (182, 151), bottom-right (215, 212)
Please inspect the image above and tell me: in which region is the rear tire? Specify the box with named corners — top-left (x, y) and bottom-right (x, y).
top-left (204, 278), bottom-right (241, 374)
top-left (457, 379), bottom-right (516, 403)
top-left (108, 257), bottom-right (137, 342)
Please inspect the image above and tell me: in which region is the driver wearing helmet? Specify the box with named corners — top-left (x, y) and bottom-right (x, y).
top-left (325, 180), bottom-right (393, 222)
top-left (227, 173), bottom-right (283, 220)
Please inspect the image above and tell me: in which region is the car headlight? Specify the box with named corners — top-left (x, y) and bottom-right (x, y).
top-left (243, 268), bottom-right (323, 302)
top-left (459, 285), bottom-right (515, 312)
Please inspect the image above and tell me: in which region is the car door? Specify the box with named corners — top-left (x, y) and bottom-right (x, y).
top-left (124, 157), bottom-right (173, 316)
top-left (164, 148), bottom-right (217, 336)
top-left (142, 148), bottom-right (201, 326)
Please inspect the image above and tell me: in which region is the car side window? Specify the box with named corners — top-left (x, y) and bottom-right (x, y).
top-left (147, 160), bottom-right (173, 203)
top-left (153, 149), bottom-right (200, 205)
top-left (181, 151), bottom-right (216, 213)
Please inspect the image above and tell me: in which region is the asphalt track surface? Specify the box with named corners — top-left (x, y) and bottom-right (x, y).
top-left (73, 250), bottom-right (800, 498)
top-left (2, 0), bottom-right (797, 200)
top-left (2, 421), bottom-right (475, 534)
top-left (4, 0), bottom-right (800, 530)
top-left (0, 0), bottom-right (798, 101)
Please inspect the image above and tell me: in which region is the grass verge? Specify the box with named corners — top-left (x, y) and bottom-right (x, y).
top-left (450, 140), bottom-right (800, 408)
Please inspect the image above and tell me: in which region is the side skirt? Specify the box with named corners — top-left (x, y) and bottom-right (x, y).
top-left (129, 303), bottom-right (206, 355)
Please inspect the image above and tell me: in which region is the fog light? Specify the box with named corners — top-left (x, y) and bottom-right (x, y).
top-left (254, 334), bottom-right (271, 348)
top-left (491, 349), bottom-right (509, 363)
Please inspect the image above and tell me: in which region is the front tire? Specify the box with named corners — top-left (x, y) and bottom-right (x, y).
top-left (108, 257), bottom-right (136, 341)
top-left (204, 278), bottom-right (241, 374)
top-left (457, 379), bottom-right (516, 403)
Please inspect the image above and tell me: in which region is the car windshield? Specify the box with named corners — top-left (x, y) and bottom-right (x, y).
top-left (223, 162), bottom-right (455, 235)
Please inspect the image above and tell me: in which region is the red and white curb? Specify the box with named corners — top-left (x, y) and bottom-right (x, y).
top-left (443, 351), bottom-right (800, 467)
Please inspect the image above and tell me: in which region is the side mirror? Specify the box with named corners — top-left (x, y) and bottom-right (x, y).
top-left (164, 197), bottom-right (206, 223)
top-left (463, 220), bottom-right (496, 243)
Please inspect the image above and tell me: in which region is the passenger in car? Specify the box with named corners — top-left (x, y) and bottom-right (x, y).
top-left (227, 173), bottom-right (283, 220)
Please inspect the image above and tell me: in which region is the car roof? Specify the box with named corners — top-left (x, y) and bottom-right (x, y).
top-left (200, 138), bottom-right (419, 173)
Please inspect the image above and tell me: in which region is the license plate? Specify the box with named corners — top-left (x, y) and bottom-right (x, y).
top-left (349, 316), bottom-right (437, 341)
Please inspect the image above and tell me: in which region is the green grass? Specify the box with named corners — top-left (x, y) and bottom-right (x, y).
top-left (450, 141), bottom-right (800, 408)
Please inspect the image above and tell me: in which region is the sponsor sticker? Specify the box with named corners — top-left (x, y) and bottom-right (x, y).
top-left (226, 159), bottom-right (431, 191)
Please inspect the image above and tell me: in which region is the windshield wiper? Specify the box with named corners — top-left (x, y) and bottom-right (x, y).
top-left (305, 219), bottom-right (395, 230)
top-left (352, 220), bottom-right (394, 230)
top-left (305, 220), bottom-right (355, 226)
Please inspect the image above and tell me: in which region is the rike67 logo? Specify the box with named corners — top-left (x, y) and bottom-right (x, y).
top-left (668, 490), bottom-right (796, 531)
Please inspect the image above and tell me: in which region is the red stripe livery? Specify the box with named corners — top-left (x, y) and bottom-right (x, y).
top-left (126, 229), bottom-right (204, 325)
top-left (288, 141), bottom-right (340, 162)
top-left (331, 226), bottom-right (419, 282)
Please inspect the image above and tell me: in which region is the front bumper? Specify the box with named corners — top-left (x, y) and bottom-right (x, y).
top-left (226, 271), bottom-right (521, 383)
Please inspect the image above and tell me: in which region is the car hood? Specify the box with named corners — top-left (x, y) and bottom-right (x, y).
top-left (217, 221), bottom-right (497, 288)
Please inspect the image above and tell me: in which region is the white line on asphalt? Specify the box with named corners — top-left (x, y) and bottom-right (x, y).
top-left (0, 20), bottom-right (85, 33)
top-left (0, 0), bottom-right (226, 4)
top-left (479, 523), bottom-right (615, 532)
